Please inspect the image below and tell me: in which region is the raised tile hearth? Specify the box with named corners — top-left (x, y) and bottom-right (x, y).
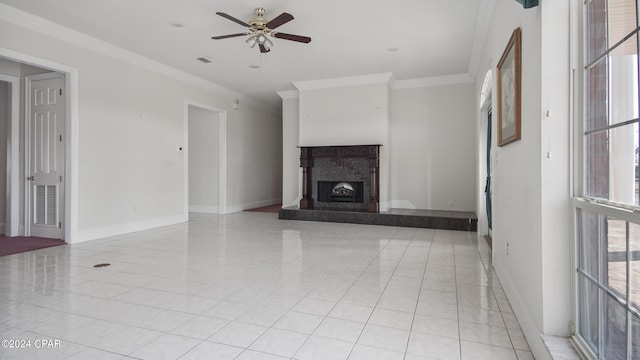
top-left (279, 207), bottom-right (478, 232)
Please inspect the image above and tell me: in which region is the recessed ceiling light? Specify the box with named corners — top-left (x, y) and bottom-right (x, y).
top-left (387, 47), bottom-right (399, 52)
top-left (249, 65), bottom-right (260, 69)
top-left (197, 57), bottom-right (213, 63)
top-left (168, 21), bottom-right (185, 28)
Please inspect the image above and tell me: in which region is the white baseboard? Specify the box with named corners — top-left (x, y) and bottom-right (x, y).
top-left (495, 265), bottom-right (551, 360)
top-left (73, 214), bottom-right (187, 244)
top-left (189, 205), bottom-right (219, 214)
top-left (225, 198), bottom-right (281, 214)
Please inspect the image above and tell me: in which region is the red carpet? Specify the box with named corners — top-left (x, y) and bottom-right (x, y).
top-left (244, 203), bottom-right (282, 213)
top-left (0, 236), bottom-right (65, 257)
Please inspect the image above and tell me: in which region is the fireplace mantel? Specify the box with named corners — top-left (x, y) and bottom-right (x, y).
top-left (299, 145), bottom-right (381, 213)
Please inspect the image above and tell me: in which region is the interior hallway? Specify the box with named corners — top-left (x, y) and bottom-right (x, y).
top-left (0, 213), bottom-right (531, 359)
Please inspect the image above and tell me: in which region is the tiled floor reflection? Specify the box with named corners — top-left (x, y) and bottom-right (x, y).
top-left (0, 212), bottom-right (533, 359)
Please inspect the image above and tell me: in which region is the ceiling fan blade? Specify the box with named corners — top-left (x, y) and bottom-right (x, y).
top-left (266, 12), bottom-right (294, 29)
top-left (211, 33), bottom-right (249, 40)
top-left (273, 32), bottom-right (312, 43)
top-left (259, 44), bottom-right (271, 53)
top-left (215, 12), bottom-right (250, 27)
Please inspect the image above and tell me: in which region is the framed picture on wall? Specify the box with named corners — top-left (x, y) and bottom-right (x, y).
top-left (497, 27), bottom-right (522, 147)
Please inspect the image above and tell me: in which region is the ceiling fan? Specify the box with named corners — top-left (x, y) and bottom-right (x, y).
top-left (211, 7), bottom-right (312, 53)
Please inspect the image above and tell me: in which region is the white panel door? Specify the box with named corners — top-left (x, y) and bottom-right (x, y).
top-left (27, 74), bottom-right (64, 239)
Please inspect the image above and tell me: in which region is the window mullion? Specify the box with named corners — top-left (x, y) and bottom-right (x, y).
top-left (584, 117), bottom-right (640, 135)
top-left (598, 212), bottom-right (604, 358)
top-left (585, 27), bottom-right (640, 70)
top-left (625, 221), bottom-right (631, 360)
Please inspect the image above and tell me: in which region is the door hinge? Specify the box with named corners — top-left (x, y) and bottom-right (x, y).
top-left (59, 135), bottom-right (62, 142)
top-left (59, 89), bottom-right (62, 96)
top-left (59, 175), bottom-right (62, 182)
top-left (58, 221), bottom-right (61, 228)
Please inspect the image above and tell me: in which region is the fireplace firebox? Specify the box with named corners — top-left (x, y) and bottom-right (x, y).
top-left (318, 181), bottom-right (364, 203)
top-left (299, 145), bottom-right (380, 213)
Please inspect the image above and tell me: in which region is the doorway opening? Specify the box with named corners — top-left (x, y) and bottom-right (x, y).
top-left (185, 103), bottom-right (227, 216)
top-left (0, 73), bottom-right (19, 238)
top-left (484, 109), bottom-right (493, 245)
top-left (479, 69), bottom-right (493, 249)
top-left (25, 72), bottom-right (66, 239)
top-left (0, 49), bottom-right (78, 243)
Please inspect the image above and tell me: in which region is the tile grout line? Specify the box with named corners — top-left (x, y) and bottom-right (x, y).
top-left (476, 233), bottom-right (523, 358)
top-left (299, 230), bottom-right (410, 359)
top-left (225, 231), bottom-right (400, 359)
top-left (402, 229), bottom-right (434, 360)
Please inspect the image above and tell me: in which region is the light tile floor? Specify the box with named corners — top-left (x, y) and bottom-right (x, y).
top-left (0, 212), bottom-right (534, 359)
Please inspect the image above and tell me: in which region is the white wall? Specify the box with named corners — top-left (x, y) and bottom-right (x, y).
top-left (293, 75), bottom-right (393, 210)
top-left (472, 0), bottom-right (572, 358)
top-left (226, 99), bottom-right (282, 213)
top-left (188, 106), bottom-right (219, 212)
top-left (474, 0), bottom-right (544, 354)
top-left (280, 76), bottom-right (476, 213)
top-left (540, 0), bottom-right (572, 337)
top-left (391, 83), bottom-right (476, 211)
top-left (280, 93), bottom-right (300, 208)
top-left (299, 83), bottom-right (389, 147)
top-left (0, 13), bottom-right (282, 242)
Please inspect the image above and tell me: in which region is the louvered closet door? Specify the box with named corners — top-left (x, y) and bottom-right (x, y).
top-left (28, 74), bottom-right (64, 239)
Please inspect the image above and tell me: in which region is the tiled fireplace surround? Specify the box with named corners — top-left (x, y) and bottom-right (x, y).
top-left (299, 145), bottom-right (380, 213)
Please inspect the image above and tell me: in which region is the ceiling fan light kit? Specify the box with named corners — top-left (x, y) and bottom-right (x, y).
top-left (211, 7), bottom-right (311, 54)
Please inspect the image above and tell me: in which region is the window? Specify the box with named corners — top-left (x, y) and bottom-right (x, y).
top-left (576, 0), bottom-right (640, 358)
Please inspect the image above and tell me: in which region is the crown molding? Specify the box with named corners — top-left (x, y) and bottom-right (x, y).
top-left (0, 3), bottom-right (279, 111)
top-left (277, 90), bottom-right (299, 99)
top-left (288, 72), bottom-right (470, 93)
top-left (392, 73), bottom-right (474, 89)
top-left (293, 72), bottom-right (394, 91)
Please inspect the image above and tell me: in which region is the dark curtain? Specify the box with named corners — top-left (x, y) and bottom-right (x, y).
top-left (515, 0), bottom-right (539, 8)
top-left (485, 110), bottom-right (492, 230)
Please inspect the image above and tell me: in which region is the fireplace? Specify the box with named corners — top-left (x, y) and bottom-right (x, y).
top-left (318, 181), bottom-right (364, 203)
top-left (299, 145), bottom-right (380, 212)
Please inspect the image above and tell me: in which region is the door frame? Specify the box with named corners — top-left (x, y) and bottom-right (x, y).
top-left (183, 101), bottom-right (227, 215)
top-left (0, 46), bottom-right (78, 242)
top-left (485, 108), bottom-right (492, 236)
top-left (478, 69), bottom-right (493, 242)
top-left (0, 74), bottom-right (20, 237)
top-left (24, 72), bottom-right (65, 238)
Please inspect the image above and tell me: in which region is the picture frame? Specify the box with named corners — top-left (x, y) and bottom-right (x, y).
top-left (496, 27), bottom-right (522, 147)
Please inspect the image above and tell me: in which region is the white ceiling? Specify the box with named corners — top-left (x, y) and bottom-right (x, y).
top-left (1, 0), bottom-right (487, 107)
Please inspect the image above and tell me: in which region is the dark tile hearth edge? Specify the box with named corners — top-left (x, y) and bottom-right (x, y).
top-left (279, 207), bottom-right (478, 232)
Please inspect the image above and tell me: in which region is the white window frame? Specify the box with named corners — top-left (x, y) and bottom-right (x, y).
top-left (572, 0), bottom-right (640, 358)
